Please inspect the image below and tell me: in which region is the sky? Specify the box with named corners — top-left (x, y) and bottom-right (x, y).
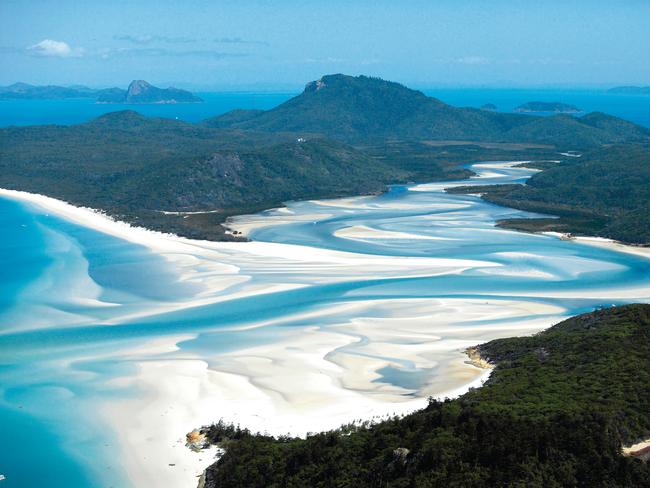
top-left (1, 0), bottom-right (649, 90)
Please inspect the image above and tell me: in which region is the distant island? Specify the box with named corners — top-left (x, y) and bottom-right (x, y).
top-left (480, 103), bottom-right (497, 111)
top-left (608, 86), bottom-right (650, 95)
top-left (0, 80), bottom-right (202, 104)
top-left (97, 80), bottom-right (202, 104)
top-left (0, 82), bottom-right (100, 100)
top-left (514, 101), bottom-right (582, 113)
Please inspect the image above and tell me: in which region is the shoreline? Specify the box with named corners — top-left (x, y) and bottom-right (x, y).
top-left (3, 167), bottom-right (650, 488)
top-left (0, 187), bottom-right (517, 487)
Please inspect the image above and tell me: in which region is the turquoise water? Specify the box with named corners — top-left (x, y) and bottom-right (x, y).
top-left (1, 88), bottom-right (649, 127)
top-left (0, 199), bottom-right (191, 487)
top-left (1, 162), bottom-right (649, 487)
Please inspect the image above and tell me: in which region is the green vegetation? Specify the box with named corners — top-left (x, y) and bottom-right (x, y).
top-left (205, 74), bottom-right (649, 147)
top-left (513, 161), bottom-right (564, 171)
top-left (448, 144), bottom-right (650, 244)
top-left (0, 80), bottom-right (202, 103)
top-left (514, 101), bottom-right (581, 113)
top-left (200, 304), bottom-right (650, 487)
top-left (0, 111), bottom-right (409, 240)
top-left (0, 82), bottom-right (99, 100)
top-left (358, 141), bottom-right (556, 182)
top-left (0, 107), bottom-right (561, 241)
top-left (96, 79), bottom-right (202, 103)
top-left (1, 74), bottom-right (649, 242)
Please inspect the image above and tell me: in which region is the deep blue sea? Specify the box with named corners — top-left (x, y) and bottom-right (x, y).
top-left (429, 88), bottom-right (650, 128)
top-left (0, 88), bottom-right (649, 127)
top-left (1, 90), bottom-right (650, 487)
top-left (0, 92), bottom-right (294, 127)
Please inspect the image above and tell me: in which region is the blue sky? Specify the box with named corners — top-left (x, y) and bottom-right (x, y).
top-left (1, 0), bottom-right (649, 89)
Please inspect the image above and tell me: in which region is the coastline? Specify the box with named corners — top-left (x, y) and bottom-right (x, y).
top-left (3, 169), bottom-right (650, 488)
top-left (571, 235), bottom-right (650, 259)
top-left (0, 187), bottom-right (519, 487)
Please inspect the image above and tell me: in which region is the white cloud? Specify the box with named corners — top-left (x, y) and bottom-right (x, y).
top-left (27, 39), bottom-right (84, 58)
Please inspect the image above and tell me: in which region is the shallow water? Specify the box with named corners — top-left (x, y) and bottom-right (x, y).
top-left (1, 162), bottom-right (649, 487)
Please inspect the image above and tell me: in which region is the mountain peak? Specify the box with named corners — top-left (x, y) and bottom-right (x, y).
top-left (208, 73), bottom-right (448, 140)
top-left (304, 77), bottom-right (328, 93)
top-left (302, 74), bottom-right (420, 96)
top-left (96, 80), bottom-right (202, 104)
top-left (6, 82), bottom-right (35, 91)
top-left (127, 80), bottom-right (153, 97)
top-left (203, 73), bottom-right (649, 147)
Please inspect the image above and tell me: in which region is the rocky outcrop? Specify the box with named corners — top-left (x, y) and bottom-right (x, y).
top-left (623, 439), bottom-right (650, 462)
top-left (464, 346), bottom-right (494, 369)
top-left (186, 429), bottom-right (210, 452)
top-left (97, 80), bottom-right (202, 104)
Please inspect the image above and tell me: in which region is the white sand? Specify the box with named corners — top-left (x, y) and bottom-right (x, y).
top-left (334, 225), bottom-right (454, 241)
top-left (622, 438), bottom-right (650, 456)
top-left (99, 297), bottom-right (555, 486)
top-left (227, 211), bottom-right (334, 236)
top-left (573, 235), bottom-right (650, 260)
top-left (3, 183), bottom-right (650, 488)
top-left (1, 188), bottom-right (511, 486)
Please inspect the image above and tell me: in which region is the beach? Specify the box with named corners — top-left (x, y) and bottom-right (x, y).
top-left (2, 161), bottom-right (649, 487)
top-left (0, 188), bottom-right (513, 486)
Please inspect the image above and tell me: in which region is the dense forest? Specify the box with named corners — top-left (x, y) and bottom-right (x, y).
top-left (199, 304), bottom-right (650, 487)
top-left (204, 75), bottom-right (649, 146)
top-left (0, 112), bottom-right (558, 241)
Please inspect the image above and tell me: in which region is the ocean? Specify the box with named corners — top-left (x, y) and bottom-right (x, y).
top-left (0, 88), bottom-right (649, 128)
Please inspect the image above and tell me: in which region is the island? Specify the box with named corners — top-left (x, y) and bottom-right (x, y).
top-left (514, 101), bottom-right (582, 113)
top-left (96, 80), bottom-right (203, 104)
top-left (0, 80), bottom-right (202, 103)
top-left (0, 82), bottom-right (99, 100)
top-left (608, 86), bottom-right (650, 95)
top-left (480, 103), bottom-right (497, 111)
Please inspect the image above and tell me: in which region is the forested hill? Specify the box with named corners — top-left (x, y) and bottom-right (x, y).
top-left (448, 144), bottom-right (650, 244)
top-left (200, 304), bottom-right (650, 487)
top-left (0, 109), bottom-right (557, 241)
top-left (203, 74), bottom-right (650, 147)
top-left (0, 111), bottom-right (409, 240)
